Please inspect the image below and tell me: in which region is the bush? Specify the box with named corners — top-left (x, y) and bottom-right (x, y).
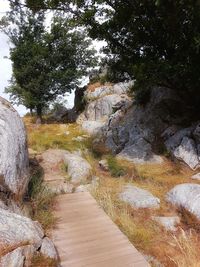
top-left (107, 155), bottom-right (126, 177)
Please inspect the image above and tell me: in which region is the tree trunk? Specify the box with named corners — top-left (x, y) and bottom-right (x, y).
top-left (30, 108), bottom-right (33, 116)
top-left (36, 104), bottom-right (42, 124)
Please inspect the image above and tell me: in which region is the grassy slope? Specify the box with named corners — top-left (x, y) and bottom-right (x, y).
top-left (25, 116), bottom-right (200, 267)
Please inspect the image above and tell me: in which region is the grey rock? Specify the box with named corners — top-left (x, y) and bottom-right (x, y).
top-left (165, 127), bottom-right (193, 152)
top-left (193, 122), bottom-right (200, 143)
top-left (82, 121), bottom-right (105, 135)
top-left (161, 125), bottom-right (181, 141)
top-left (85, 81), bottom-right (133, 101)
top-left (52, 106), bottom-right (67, 121)
top-left (144, 255), bottom-right (164, 267)
top-left (1, 248), bottom-right (24, 267)
top-left (191, 173), bottom-right (200, 180)
top-left (117, 138), bottom-right (163, 164)
top-left (0, 97), bottom-right (29, 197)
top-left (0, 208), bottom-right (44, 249)
top-left (91, 86), bottom-right (184, 164)
top-left (84, 94), bottom-right (131, 122)
top-left (152, 216), bottom-right (180, 231)
top-left (72, 136), bottom-right (85, 142)
top-left (99, 159), bottom-right (109, 171)
top-left (75, 184), bottom-right (91, 193)
top-left (119, 185), bottom-right (160, 209)
top-left (64, 152), bottom-right (92, 184)
top-left (46, 181), bottom-right (74, 194)
top-left (166, 183), bottom-right (200, 220)
top-left (0, 245), bottom-right (35, 267)
top-left (40, 237), bottom-right (58, 260)
top-left (173, 137), bottom-right (199, 169)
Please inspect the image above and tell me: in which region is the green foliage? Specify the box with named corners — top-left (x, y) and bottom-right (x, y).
top-left (5, 7), bottom-right (97, 117)
top-left (107, 155), bottom-right (126, 177)
top-left (20, 0), bottom-right (200, 108)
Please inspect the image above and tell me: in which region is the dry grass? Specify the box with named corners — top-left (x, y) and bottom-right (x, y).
top-left (168, 229), bottom-right (200, 267)
top-left (30, 254), bottom-right (58, 267)
top-left (87, 82), bottom-right (112, 92)
top-left (27, 162), bottom-right (56, 230)
top-left (24, 117), bottom-right (200, 266)
top-left (90, 158), bottom-right (200, 266)
top-left (0, 242), bottom-right (29, 257)
top-left (24, 117), bottom-right (92, 153)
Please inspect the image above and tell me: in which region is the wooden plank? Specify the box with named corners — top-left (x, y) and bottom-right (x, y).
top-left (52, 192), bottom-right (149, 267)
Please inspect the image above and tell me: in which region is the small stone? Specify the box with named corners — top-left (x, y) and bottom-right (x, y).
top-left (75, 185), bottom-right (91, 193)
top-left (119, 184), bottom-right (160, 209)
top-left (191, 173), bottom-right (200, 180)
top-left (40, 237), bottom-right (58, 260)
top-left (28, 148), bottom-right (38, 156)
top-left (99, 159), bottom-right (109, 171)
top-left (72, 136), bottom-right (85, 142)
top-left (152, 216), bottom-right (180, 231)
top-left (47, 182), bottom-right (74, 194)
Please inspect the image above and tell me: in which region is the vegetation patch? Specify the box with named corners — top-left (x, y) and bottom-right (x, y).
top-left (30, 254), bottom-right (58, 267)
top-left (27, 163), bottom-right (56, 230)
top-left (106, 155), bottom-right (127, 177)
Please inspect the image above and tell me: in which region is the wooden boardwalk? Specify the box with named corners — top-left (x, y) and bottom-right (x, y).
top-left (52, 192), bottom-right (149, 267)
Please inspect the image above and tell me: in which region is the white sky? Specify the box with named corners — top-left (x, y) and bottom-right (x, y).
top-left (0, 0), bottom-right (106, 116)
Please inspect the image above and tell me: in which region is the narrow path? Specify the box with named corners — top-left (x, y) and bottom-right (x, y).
top-left (52, 192), bottom-right (149, 267)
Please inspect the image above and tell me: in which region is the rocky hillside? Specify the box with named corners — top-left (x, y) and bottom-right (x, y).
top-left (77, 81), bottom-right (200, 170)
top-left (0, 97), bottom-right (58, 266)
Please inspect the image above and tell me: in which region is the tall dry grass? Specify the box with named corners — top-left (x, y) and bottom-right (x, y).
top-left (168, 229), bottom-right (200, 267)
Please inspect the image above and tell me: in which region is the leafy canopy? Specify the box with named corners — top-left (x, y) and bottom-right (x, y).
top-left (17, 0), bottom-right (200, 108)
top-left (5, 6), bottom-right (97, 117)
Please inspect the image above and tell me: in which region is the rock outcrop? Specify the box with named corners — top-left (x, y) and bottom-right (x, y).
top-left (164, 124), bottom-right (200, 170)
top-left (0, 97), bottom-right (29, 197)
top-left (0, 99), bottom-right (58, 266)
top-left (166, 183), bottom-right (200, 220)
top-left (77, 81), bottom-right (133, 134)
top-left (119, 184), bottom-right (160, 209)
top-left (78, 81), bottom-right (200, 168)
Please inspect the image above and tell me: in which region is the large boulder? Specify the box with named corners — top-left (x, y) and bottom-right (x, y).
top-left (0, 97), bottom-right (29, 197)
top-left (0, 245), bottom-right (34, 267)
top-left (164, 124), bottom-right (200, 170)
top-left (173, 137), bottom-right (199, 170)
top-left (64, 152), bottom-right (92, 184)
top-left (166, 183), bottom-right (200, 220)
top-left (92, 86), bottom-right (183, 163)
top-left (0, 208), bottom-right (44, 250)
top-left (117, 138), bottom-right (163, 164)
top-left (119, 184), bottom-right (160, 209)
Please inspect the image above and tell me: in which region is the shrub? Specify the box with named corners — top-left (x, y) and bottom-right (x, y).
top-left (107, 155), bottom-right (126, 177)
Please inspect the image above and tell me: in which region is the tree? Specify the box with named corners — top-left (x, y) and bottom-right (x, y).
top-left (17, 0), bottom-right (200, 110)
top-left (5, 7), bottom-right (97, 119)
